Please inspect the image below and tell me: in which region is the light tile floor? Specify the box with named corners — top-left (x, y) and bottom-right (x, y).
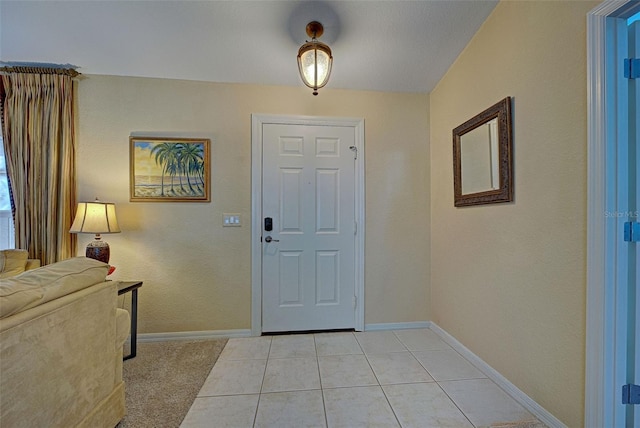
top-left (181, 329), bottom-right (544, 428)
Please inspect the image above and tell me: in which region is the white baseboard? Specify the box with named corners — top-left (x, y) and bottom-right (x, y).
top-left (429, 322), bottom-right (567, 428)
top-left (364, 321), bottom-right (431, 331)
top-left (135, 329), bottom-right (252, 343)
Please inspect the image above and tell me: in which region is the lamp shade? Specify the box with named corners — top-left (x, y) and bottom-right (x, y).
top-left (70, 201), bottom-right (121, 234)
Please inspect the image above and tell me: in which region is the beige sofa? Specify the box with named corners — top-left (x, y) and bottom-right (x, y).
top-left (0, 257), bottom-right (130, 428)
top-left (0, 249), bottom-right (41, 278)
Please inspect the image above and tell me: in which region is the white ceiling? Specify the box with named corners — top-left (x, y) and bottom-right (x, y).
top-left (0, 0), bottom-right (498, 94)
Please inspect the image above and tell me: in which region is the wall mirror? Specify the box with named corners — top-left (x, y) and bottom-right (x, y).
top-left (453, 97), bottom-right (513, 207)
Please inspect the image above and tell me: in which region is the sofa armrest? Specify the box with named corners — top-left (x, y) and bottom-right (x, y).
top-left (115, 308), bottom-right (130, 348)
top-left (1, 281), bottom-right (124, 427)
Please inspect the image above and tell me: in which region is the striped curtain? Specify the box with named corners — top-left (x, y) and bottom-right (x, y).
top-left (0, 69), bottom-right (77, 264)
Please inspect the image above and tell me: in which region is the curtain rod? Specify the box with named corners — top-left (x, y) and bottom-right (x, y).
top-left (0, 66), bottom-right (80, 77)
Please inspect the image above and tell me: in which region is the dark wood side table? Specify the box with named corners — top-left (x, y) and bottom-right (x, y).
top-left (117, 281), bottom-right (143, 360)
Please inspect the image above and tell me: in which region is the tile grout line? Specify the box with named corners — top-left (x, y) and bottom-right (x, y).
top-left (404, 330), bottom-right (480, 428)
top-left (396, 330), bottom-right (478, 428)
top-left (375, 330), bottom-right (412, 428)
top-left (432, 379), bottom-right (479, 428)
top-left (347, 332), bottom-right (401, 426)
top-left (252, 336), bottom-right (273, 428)
top-left (313, 334), bottom-right (330, 428)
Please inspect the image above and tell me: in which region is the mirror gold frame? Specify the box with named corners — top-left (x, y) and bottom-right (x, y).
top-left (453, 97), bottom-right (513, 207)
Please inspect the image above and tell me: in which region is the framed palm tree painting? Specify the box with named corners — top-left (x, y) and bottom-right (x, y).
top-left (130, 137), bottom-right (210, 202)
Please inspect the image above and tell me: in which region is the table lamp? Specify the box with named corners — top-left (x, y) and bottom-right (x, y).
top-left (70, 199), bottom-right (121, 263)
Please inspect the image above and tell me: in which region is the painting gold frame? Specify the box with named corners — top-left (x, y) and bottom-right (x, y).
top-left (130, 137), bottom-right (211, 202)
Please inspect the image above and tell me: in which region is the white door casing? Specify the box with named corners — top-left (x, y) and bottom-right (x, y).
top-left (251, 115), bottom-right (365, 335)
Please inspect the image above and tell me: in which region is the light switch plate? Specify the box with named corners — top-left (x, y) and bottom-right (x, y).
top-left (223, 214), bottom-right (241, 227)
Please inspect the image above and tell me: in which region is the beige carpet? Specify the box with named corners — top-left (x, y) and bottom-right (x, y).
top-left (118, 338), bottom-right (228, 428)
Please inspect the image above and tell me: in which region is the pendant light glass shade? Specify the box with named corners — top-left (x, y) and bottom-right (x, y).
top-left (297, 21), bottom-right (333, 95)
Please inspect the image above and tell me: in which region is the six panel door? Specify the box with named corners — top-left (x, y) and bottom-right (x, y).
top-left (261, 123), bottom-right (356, 332)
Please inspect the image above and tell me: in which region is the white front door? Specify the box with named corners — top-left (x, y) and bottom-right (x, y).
top-left (260, 122), bottom-right (358, 332)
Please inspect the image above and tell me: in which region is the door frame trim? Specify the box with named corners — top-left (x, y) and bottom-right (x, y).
top-left (250, 114), bottom-right (365, 336)
top-left (586, 1), bottom-right (640, 426)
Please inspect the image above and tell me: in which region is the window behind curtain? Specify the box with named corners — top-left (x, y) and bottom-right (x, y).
top-left (0, 135), bottom-right (15, 249)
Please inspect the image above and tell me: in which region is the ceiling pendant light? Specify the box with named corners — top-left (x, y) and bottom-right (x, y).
top-left (297, 21), bottom-right (333, 96)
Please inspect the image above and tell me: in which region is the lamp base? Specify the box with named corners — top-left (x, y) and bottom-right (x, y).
top-left (86, 240), bottom-right (110, 264)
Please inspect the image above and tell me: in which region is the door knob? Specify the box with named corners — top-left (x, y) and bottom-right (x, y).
top-left (264, 236), bottom-right (280, 243)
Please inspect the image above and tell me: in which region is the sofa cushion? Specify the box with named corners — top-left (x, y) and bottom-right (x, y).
top-left (0, 257), bottom-right (110, 318)
top-left (0, 249), bottom-right (29, 279)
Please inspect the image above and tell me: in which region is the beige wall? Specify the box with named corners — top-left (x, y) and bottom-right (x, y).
top-left (430, 1), bottom-right (597, 426)
top-left (76, 76), bottom-right (430, 333)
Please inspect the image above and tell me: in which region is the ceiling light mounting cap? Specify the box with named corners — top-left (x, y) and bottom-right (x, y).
top-left (306, 21), bottom-right (324, 39)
